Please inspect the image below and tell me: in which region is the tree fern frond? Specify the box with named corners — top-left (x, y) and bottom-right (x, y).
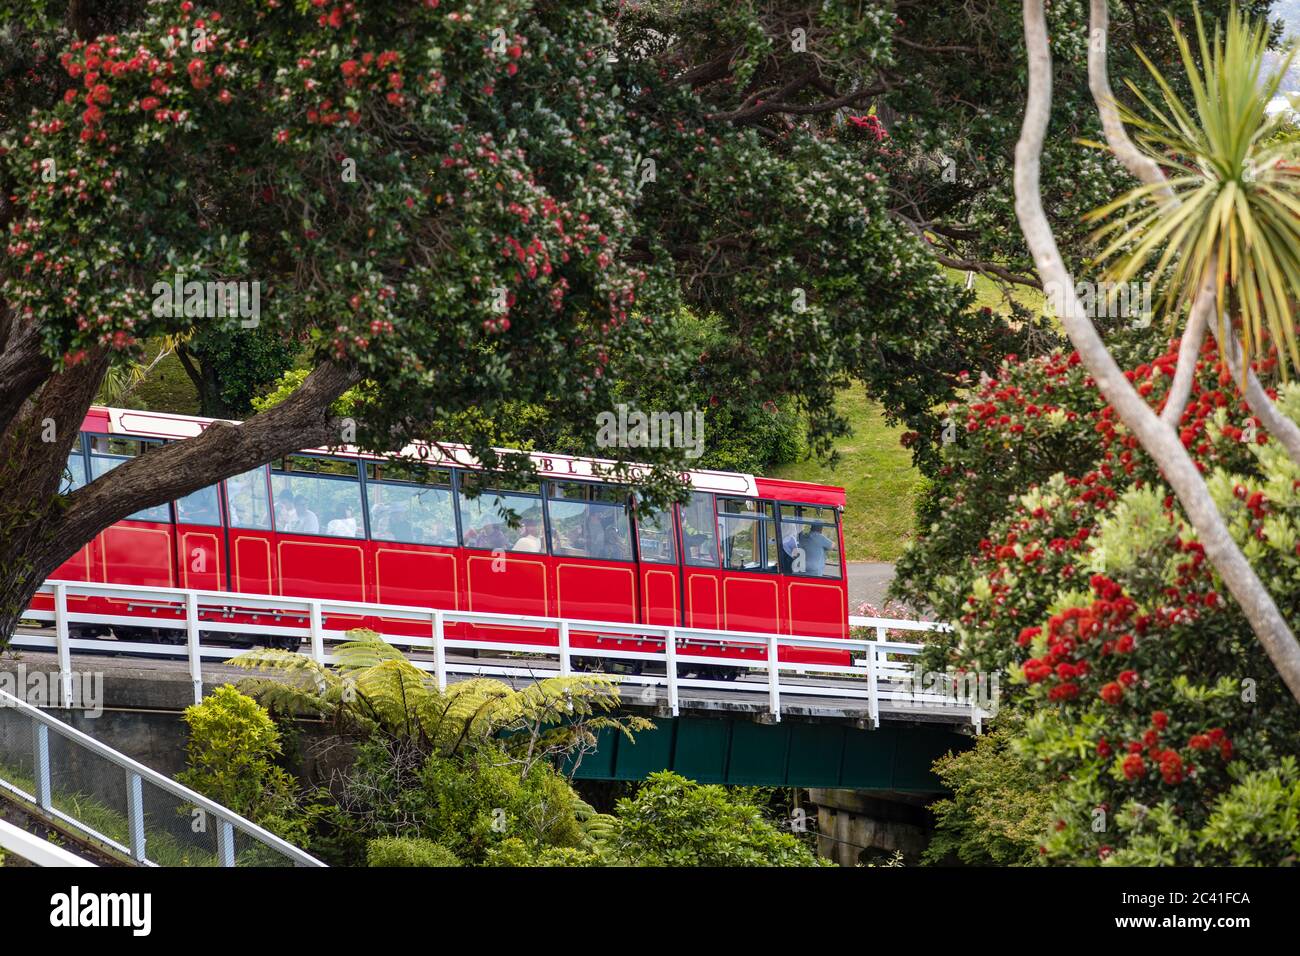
top-left (228, 630), bottom-right (649, 770)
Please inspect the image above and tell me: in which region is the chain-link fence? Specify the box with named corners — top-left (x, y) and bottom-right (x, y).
top-left (0, 689), bottom-right (321, 867)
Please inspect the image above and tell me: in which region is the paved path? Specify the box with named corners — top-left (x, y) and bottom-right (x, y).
top-left (846, 561), bottom-right (896, 611)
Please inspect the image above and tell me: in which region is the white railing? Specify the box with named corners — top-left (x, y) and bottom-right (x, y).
top-left (11, 580), bottom-right (981, 729)
top-left (0, 684), bottom-right (324, 867)
top-left (0, 818), bottom-right (97, 867)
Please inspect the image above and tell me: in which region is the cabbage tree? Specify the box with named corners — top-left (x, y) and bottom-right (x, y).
top-left (1014, 0), bottom-right (1300, 700)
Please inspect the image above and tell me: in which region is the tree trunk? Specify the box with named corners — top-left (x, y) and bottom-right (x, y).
top-left (1017, 0), bottom-right (1300, 702)
top-left (175, 343), bottom-right (237, 420)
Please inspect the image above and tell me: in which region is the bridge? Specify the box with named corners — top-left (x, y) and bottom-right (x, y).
top-left (8, 579), bottom-right (984, 813)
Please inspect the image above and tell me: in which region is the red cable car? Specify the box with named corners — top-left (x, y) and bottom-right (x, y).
top-left (35, 407), bottom-right (852, 673)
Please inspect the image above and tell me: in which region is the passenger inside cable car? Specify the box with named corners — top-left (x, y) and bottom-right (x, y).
top-left (325, 505), bottom-right (359, 538)
top-left (512, 516), bottom-right (544, 552)
top-left (797, 521), bottom-right (834, 576)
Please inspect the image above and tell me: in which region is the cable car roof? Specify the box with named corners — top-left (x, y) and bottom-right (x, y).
top-left (93, 405), bottom-right (845, 502)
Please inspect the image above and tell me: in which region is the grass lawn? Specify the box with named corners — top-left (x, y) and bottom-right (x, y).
top-left (961, 269), bottom-right (1047, 316)
top-left (128, 347), bottom-right (201, 415)
top-left (772, 389), bottom-right (924, 563)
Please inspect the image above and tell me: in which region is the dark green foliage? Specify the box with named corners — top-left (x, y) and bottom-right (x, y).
top-left (312, 739), bottom-right (588, 867)
top-left (924, 720), bottom-right (1055, 866)
top-left (609, 771), bottom-right (826, 867)
top-left (605, 313), bottom-right (804, 475)
top-left (175, 326), bottom-right (298, 418)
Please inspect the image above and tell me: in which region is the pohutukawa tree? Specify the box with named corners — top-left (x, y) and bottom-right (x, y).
top-left (1013, 0), bottom-right (1300, 700)
top-left (0, 0), bottom-right (1018, 641)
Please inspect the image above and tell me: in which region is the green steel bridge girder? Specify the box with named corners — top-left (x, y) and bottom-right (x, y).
top-left (570, 716), bottom-right (972, 791)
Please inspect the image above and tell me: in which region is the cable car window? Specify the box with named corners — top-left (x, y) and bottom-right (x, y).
top-left (365, 464), bottom-right (457, 547)
top-left (224, 467), bottom-right (273, 530)
top-left (459, 477), bottom-right (543, 552)
top-left (633, 498), bottom-right (676, 564)
top-left (62, 443), bottom-right (87, 495)
top-left (681, 492), bottom-right (718, 567)
top-left (87, 436), bottom-right (170, 522)
top-left (175, 484), bottom-right (222, 526)
top-left (548, 481), bottom-right (632, 562)
top-left (778, 503), bottom-right (842, 579)
top-left (270, 455), bottom-right (363, 537)
top-left (717, 497), bottom-right (777, 572)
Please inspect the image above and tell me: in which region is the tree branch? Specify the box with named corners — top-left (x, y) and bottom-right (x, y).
top-left (1220, 326), bottom-right (1300, 466)
top-left (57, 361), bottom-right (362, 557)
top-left (894, 37), bottom-right (978, 55)
top-left (895, 214), bottom-right (1043, 290)
top-left (1160, 266), bottom-right (1212, 425)
top-left (705, 79), bottom-right (887, 124)
top-left (1087, 0), bottom-right (1177, 205)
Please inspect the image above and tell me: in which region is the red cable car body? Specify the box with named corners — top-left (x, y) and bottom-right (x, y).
top-left (34, 407), bottom-right (852, 669)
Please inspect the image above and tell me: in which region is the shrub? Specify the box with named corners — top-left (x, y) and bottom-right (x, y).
top-left (482, 838), bottom-right (605, 867)
top-left (610, 771), bottom-right (827, 867)
top-left (1101, 757), bottom-right (1300, 866)
top-left (176, 685), bottom-right (309, 844)
top-left (366, 837), bottom-right (461, 868)
top-left (317, 740), bottom-right (588, 867)
top-left (900, 340), bottom-right (1300, 864)
top-left (924, 718), bottom-right (1055, 866)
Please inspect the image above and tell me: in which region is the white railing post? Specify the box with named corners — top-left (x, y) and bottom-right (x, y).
top-left (432, 610), bottom-right (447, 690)
top-left (53, 582), bottom-right (73, 707)
top-left (309, 600), bottom-right (325, 664)
top-left (33, 723), bottom-right (52, 811)
top-left (767, 636), bottom-right (781, 720)
top-left (126, 770), bottom-right (147, 863)
top-left (876, 624), bottom-right (887, 644)
top-left (664, 628), bottom-right (678, 716)
top-left (558, 621), bottom-right (571, 677)
top-left (186, 590), bottom-right (202, 705)
top-left (216, 818), bottom-right (236, 867)
top-left (867, 642), bottom-right (880, 729)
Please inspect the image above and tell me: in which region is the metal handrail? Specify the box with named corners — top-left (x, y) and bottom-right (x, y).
top-left (14, 579), bottom-right (981, 729)
top-left (0, 818), bottom-right (97, 867)
top-left (0, 685), bottom-right (324, 867)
